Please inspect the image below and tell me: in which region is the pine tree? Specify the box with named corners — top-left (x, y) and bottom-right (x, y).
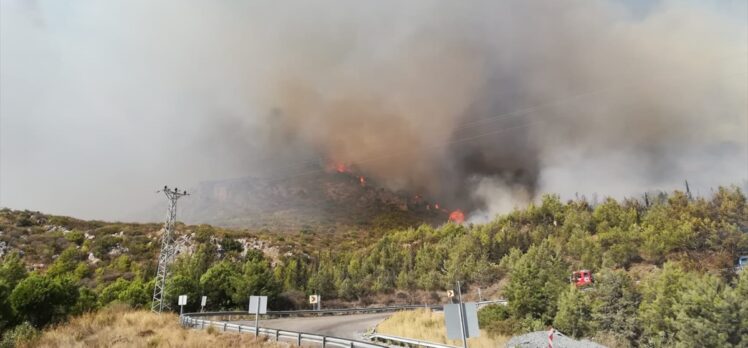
top-left (591, 269), bottom-right (640, 345)
top-left (553, 285), bottom-right (592, 338)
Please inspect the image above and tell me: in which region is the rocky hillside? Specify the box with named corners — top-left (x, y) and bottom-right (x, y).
top-left (179, 169), bottom-right (449, 232)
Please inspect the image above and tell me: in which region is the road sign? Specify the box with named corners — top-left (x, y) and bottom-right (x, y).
top-left (201, 296), bottom-right (207, 307)
top-left (445, 303), bottom-right (480, 340)
top-left (309, 295), bottom-right (319, 304)
top-left (178, 295), bottom-right (188, 316)
top-left (249, 295), bottom-right (268, 314)
top-left (447, 290), bottom-right (455, 298)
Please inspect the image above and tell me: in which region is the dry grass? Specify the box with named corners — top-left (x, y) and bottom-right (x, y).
top-left (23, 305), bottom-right (282, 348)
top-left (376, 309), bottom-right (508, 348)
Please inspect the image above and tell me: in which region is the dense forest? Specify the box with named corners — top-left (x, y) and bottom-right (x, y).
top-left (1, 186), bottom-right (747, 347)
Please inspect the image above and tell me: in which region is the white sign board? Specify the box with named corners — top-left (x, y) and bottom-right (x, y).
top-left (178, 295), bottom-right (188, 306)
top-left (445, 303), bottom-right (480, 339)
top-left (201, 296), bottom-right (207, 307)
top-left (447, 290), bottom-right (455, 298)
top-left (249, 295), bottom-right (268, 314)
top-left (309, 295), bottom-right (319, 304)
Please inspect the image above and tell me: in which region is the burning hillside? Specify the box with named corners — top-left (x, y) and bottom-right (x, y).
top-left (178, 164), bottom-right (450, 231)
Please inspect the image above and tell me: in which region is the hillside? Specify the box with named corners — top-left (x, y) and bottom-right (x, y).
top-left (178, 169), bottom-right (449, 231)
top-left (1, 186), bottom-right (747, 347)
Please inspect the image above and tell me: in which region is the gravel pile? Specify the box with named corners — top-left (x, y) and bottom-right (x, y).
top-left (506, 331), bottom-right (607, 348)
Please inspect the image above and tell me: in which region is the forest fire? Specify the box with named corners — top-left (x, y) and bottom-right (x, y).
top-left (359, 176), bottom-right (366, 186)
top-left (326, 160), bottom-right (350, 173)
top-left (449, 209), bottom-right (465, 224)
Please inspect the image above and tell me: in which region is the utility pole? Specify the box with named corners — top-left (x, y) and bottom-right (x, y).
top-left (151, 186), bottom-right (189, 313)
top-left (456, 281), bottom-right (468, 348)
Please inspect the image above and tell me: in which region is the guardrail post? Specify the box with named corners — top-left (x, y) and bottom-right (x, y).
top-left (297, 333), bottom-right (302, 346)
top-left (223, 322), bottom-right (227, 331)
top-left (322, 336), bottom-right (326, 348)
top-left (275, 330), bottom-right (279, 341)
top-left (238, 325), bottom-right (241, 333)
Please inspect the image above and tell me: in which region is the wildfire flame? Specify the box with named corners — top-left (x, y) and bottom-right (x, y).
top-left (359, 176), bottom-right (366, 186)
top-left (336, 163), bottom-right (348, 173)
top-left (434, 203), bottom-right (440, 210)
top-left (449, 210), bottom-right (465, 224)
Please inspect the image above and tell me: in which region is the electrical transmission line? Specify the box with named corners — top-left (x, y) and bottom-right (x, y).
top-left (151, 186), bottom-right (189, 313)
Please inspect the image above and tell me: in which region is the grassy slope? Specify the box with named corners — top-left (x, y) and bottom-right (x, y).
top-left (24, 305), bottom-right (278, 348)
top-left (376, 309), bottom-right (508, 348)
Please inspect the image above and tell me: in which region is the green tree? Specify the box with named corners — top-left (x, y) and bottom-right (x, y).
top-left (672, 275), bottom-right (735, 347)
top-left (504, 240), bottom-right (568, 324)
top-left (0, 280), bottom-right (16, 333)
top-left (97, 278), bottom-right (130, 307)
top-left (638, 263), bottom-right (687, 347)
top-left (46, 247), bottom-right (84, 278)
top-left (168, 272), bottom-right (200, 311)
top-left (478, 304), bottom-right (520, 335)
top-left (64, 231), bottom-right (85, 246)
top-left (553, 286), bottom-right (592, 338)
top-left (199, 261), bottom-right (239, 310)
top-left (10, 274), bottom-right (79, 328)
top-left (119, 278), bottom-right (151, 308)
top-left (0, 252), bottom-right (27, 288)
top-left (591, 269), bottom-right (640, 345)
top-left (735, 271), bottom-right (748, 346)
top-left (232, 257), bottom-right (279, 307)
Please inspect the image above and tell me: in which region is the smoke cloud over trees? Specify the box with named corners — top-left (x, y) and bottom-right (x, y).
top-left (1, 0), bottom-right (746, 220)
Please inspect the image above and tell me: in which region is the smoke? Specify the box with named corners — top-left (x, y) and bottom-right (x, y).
top-left (1, 0), bottom-right (746, 221)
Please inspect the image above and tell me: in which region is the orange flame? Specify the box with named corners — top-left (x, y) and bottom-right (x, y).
top-left (336, 163), bottom-right (348, 173)
top-left (449, 210), bottom-right (465, 224)
top-left (359, 176), bottom-right (366, 186)
top-left (434, 203), bottom-right (440, 210)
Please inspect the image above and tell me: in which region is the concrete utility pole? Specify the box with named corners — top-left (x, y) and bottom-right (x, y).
top-left (152, 186), bottom-right (189, 313)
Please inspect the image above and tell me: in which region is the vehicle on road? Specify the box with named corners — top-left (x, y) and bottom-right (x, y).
top-left (737, 255), bottom-right (748, 272)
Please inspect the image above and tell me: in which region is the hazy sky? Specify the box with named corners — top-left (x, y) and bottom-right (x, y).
top-left (1, 0), bottom-right (746, 221)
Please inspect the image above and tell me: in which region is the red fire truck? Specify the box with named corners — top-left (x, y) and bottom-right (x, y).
top-left (571, 270), bottom-right (593, 287)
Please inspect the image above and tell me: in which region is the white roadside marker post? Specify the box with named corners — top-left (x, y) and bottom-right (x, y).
top-left (249, 295), bottom-right (267, 337)
top-left (178, 295), bottom-right (187, 317)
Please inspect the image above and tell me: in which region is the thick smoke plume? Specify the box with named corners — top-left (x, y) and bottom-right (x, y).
top-left (1, 0), bottom-right (746, 221)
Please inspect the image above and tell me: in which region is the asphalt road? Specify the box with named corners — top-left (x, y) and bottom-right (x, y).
top-left (234, 312), bottom-right (393, 340)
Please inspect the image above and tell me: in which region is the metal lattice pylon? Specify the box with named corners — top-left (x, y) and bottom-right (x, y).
top-left (152, 186), bottom-right (188, 313)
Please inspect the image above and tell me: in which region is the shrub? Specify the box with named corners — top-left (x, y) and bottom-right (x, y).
top-left (0, 322), bottom-right (38, 348)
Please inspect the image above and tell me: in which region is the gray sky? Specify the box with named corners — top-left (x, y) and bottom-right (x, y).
top-left (1, 0), bottom-right (746, 221)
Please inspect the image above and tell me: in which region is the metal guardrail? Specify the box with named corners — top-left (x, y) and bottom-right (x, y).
top-left (182, 315), bottom-right (386, 348)
top-left (369, 333), bottom-right (458, 348)
top-left (186, 300), bottom-right (506, 320)
top-left (182, 300), bottom-right (508, 347)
